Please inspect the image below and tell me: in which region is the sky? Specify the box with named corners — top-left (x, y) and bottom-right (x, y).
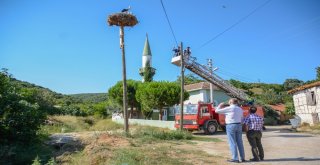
top-left (1, 0), bottom-right (319, 94)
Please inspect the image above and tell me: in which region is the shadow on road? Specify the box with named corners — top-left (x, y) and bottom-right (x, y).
top-left (262, 157), bottom-right (320, 162)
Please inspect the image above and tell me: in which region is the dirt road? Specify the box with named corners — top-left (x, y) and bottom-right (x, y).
top-left (195, 125), bottom-right (320, 165)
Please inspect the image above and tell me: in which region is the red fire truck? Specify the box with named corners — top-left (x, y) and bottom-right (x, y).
top-left (174, 102), bottom-right (264, 134)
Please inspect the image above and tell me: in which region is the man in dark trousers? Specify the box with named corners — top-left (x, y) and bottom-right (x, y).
top-left (243, 106), bottom-right (264, 161)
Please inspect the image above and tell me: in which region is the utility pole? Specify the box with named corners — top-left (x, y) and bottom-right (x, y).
top-left (180, 42), bottom-right (184, 130)
top-left (208, 59), bottom-right (214, 104)
top-left (108, 11), bottom-right (138, 134)
top-left (119, 26), bottom-right (129, 133)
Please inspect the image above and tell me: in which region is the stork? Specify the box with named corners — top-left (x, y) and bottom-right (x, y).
top-left (121, 6), bottom-right (131, 13)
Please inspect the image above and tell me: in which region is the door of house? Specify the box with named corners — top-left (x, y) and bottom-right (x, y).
top-left (162, 109), bottom-right (167, 121)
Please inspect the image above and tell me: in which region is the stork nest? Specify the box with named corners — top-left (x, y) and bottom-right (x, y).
top-left (108, 13), bottom-right (138, 27)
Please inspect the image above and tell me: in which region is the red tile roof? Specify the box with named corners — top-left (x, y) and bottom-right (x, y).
top-left (288, 81), bottom-right (320, 94)
top-left (269, 104), bottom-right (286, 112)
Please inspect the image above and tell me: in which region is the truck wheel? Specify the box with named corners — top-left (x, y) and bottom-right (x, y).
top-left (205, 122), bottom-right (218, 134)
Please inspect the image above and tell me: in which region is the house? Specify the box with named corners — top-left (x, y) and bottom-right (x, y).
top-left (184, 81), bottom-right (231, 106)
top-left (146, 82), bottom-right (231, 121)
top-left (288, 81), bottom-right (320, 125)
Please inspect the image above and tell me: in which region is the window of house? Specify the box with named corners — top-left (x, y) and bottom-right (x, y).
top-left (307, 91), bottom-right (316, 106)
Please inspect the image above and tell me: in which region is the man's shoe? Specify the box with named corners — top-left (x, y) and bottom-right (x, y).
top-left (241, 159), bottom-right (246, 162)
top-left (249, 158), bottom-right (259, 162)
top-left (227, 159), bottom-right (239, 163)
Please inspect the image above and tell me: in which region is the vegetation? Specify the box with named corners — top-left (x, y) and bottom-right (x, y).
top-left (316, 66), bottom-right (320, 80)
top-left (108, 80), bottom-right (141, 118)
top-left (36, 116), bottom-right (220, 165)
top-left (176, 73), bottom-right (202, 85)
top-left (141, 61), bottom-right (156, 82)
top-left (0, 69), bottom-right (47, 143)
top-left (136, 81), bottom-right (189, 120)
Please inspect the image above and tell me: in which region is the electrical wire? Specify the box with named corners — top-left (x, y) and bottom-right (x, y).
top-left (197, 0), bottom-right (272, 50)
top-left (160, 0), bottom-right (179, 46)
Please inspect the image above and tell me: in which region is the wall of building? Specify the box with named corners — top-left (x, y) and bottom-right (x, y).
top-left (184, 89), bottom-right (230, 106)
top-left (184, 90), bottom-right (205, 104)
top-left (293, 86), bottom-right (320, 125)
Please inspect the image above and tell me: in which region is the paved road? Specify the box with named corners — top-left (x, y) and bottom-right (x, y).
top-left (197, 125), bottom-right (320, 165)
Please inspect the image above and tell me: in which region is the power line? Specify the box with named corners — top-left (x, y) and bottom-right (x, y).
top-left (197, 0), bottom-right (272, 50)
top-left (216, 69), bottom-right (256, 82)
top-left (160, 0), bottom-right (178, 46)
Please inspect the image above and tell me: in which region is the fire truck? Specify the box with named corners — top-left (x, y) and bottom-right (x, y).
top-left (171, 48), bottom-right (264, 134)
top-left (174, 103), bottom-right (264, 134)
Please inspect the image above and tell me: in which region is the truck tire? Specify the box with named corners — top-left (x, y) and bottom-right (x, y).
top-left (205, 122), bottom-right (218, 134)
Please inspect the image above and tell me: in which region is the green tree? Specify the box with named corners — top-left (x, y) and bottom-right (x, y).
top-left (0, 69), bottom-right (46, 143)
top-left (316, 66), bottom-right (320, 80)
top-left (283, 79), bottom-right (304, 91)
top-left (176, 73), bottom-right (202, 85)
top-left (136, 81), bottom-right (189, 120)
top-left (142, 61), bottom-right (156, 82)
top-left (108, 80), bottom-right (141, 118)
top-left (285, 101), bottom-right (295, 116)
top-left (257, 89), bottom-right (284, 105)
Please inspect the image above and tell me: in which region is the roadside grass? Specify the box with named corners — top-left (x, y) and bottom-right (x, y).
top-left (297, 123), bottom-right (320, 134)
top-left (39, 115), bottom-right (123, 135)
top-left (0, 142), bottom-right (54, 165)
top-left (63, 140), bottom-right (218, 165)
top-left (35, 115), bottom-right (224, 164)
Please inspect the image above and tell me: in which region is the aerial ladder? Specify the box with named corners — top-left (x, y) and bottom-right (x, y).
top-left (171, 50), bottom-right (248, 101)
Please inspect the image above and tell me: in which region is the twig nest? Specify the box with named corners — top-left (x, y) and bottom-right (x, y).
top-left (108, 13), bottom-right (138, 27)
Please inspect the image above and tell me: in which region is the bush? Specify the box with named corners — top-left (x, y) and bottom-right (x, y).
top-left (264, 117), bottom-right (277, 125)
top-left (0, 70), bottom-right (47, 144)
top-left (131, 126), bottom-right (192, 141)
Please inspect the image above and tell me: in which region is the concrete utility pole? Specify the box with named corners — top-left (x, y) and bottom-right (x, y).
top-left (207, 59), bottom-right (214, 104)
top-left (180, 42), bottom-right (184, 130)
top-left (108, 10), bottom-right (138, 134)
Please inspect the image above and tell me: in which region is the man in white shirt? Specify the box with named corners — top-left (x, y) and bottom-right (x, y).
top-left (216, 98), bottom-right (245, 163)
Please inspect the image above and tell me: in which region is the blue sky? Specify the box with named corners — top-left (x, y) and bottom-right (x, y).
top-left (1, 0), bottom-right (319, 94)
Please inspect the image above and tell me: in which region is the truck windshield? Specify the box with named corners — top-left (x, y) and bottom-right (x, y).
top-left (175, 104), bottom-right (198, 114)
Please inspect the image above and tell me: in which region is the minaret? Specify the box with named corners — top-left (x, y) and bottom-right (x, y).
top-left (139, 34), bottom-right (155, 82)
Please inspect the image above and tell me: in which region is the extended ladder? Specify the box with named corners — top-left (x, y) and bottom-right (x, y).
top-left (171, 54), bottom-right (248, 101)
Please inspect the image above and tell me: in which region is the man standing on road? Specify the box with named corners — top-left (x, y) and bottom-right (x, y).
top-left (216, 98), bottom-right (245, 163)
top-left (243, 106), bottom-right (264, 161)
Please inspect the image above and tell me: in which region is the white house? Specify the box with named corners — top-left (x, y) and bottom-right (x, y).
top-left (184, 82), bottom-right (231, 106)
top-left (289, 81), bottom-right (320, 125)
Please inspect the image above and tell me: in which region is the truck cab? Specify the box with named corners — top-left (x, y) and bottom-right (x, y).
top-left (174, 103), bottom-right (220, 134)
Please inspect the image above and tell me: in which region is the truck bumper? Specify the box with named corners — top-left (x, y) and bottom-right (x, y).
top-left (175, 124), bottom-right (199, 130)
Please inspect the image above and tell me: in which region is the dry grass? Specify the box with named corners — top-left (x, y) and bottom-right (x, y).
top-left (39, 116), bottom-right (224, 164)
top-left (297, 123), bottom-right (320, 134)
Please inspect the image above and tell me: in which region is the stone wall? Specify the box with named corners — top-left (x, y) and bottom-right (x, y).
top-left (293, 86), bottom-right (320, 125)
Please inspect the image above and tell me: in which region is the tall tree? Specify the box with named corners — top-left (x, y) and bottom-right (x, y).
top-left (136, 81), bottom-right (189, 120)
top-left (316, 66), bottom-right (320, 80)
top-left (176, 73), bottom-right (202, 85)
top-left (283, 79), bottom-right (304, 91)
top-left (108, 80), bottom-right (141, 118)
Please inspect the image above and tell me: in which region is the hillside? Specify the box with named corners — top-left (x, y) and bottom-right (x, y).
top-left (68, 93), bottom-right (108, 103)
